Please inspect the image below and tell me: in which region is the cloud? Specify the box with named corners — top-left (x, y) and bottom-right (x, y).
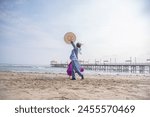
top-left (0, 9), bottom-right (61, 48)
top-left (63, 0), bottom-right (150, 61)
top-left (0, 0), bottom-right (149, 64)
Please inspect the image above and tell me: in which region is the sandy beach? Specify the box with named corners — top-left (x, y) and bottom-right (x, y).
top-left (0, 71), bottom-right (150, 100)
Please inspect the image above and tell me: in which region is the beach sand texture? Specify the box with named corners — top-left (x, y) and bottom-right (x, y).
top-left (0, 72), bottom-right (150, 100)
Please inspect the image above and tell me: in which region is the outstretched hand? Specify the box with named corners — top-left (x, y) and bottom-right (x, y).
top-left (70, 41), bottom-right (76, 48)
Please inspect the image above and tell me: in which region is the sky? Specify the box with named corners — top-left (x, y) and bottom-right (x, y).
top-left (0, 0), bottom-right (150, 65)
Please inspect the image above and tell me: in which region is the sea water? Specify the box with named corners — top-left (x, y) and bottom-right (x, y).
top-left (0, 63), bottom-right (65, 73)
top-left (0, 63), bottom-right (149, 76)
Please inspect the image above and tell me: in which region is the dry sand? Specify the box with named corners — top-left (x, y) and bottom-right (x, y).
top-left (0, 71), bottom-right (150, 100)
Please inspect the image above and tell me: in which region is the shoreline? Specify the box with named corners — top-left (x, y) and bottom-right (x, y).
top-left (0, 71), bottom-right (150, 100)
top-left (0, 70), bottom-right (150, 77)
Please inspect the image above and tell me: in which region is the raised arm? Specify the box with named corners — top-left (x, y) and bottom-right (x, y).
top-left (71, 41), bottom-right (76, 49)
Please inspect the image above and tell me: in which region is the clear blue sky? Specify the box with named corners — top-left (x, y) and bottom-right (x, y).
top-left (0, 0), bottom-right (150, 65)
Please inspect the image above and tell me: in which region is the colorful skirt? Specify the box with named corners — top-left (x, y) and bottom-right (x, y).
top-left (67, 61), bottom-right (84, 76)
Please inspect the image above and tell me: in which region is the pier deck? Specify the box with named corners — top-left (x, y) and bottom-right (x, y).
top-left (51, 63), bottom-right (150, 74)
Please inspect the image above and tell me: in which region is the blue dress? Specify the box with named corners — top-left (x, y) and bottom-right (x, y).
top-left (70, 42), bottom-right (83, 79)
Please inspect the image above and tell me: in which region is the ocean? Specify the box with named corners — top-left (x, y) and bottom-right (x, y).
top-left (0, 63), bottom-right (101, 75)
top-left (0, 63), bottom-right (149, 76)
top-left (0, 63), bottom-right (65, 73)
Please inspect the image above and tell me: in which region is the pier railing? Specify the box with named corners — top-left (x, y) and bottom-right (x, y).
top-left (51, 63), bottom-right (150, 74)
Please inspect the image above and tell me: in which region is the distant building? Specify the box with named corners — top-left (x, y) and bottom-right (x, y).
top-left (50, 60), bottom-right (57, 64)
top-left (78, 60), bottom-right (84, 64)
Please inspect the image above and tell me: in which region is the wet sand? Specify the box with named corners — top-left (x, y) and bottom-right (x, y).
top-left (0, 71), bottom-right (150, 100)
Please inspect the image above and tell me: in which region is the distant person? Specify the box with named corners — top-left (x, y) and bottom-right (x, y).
top-left (70, 41), bottom-right (84, 80)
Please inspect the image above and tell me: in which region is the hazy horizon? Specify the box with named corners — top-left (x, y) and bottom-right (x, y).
top-left (0, 0), bottom-right (150, 65)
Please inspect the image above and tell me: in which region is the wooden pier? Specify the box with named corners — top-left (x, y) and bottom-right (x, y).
top-left (51, 63), bottom-right (150, 74)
